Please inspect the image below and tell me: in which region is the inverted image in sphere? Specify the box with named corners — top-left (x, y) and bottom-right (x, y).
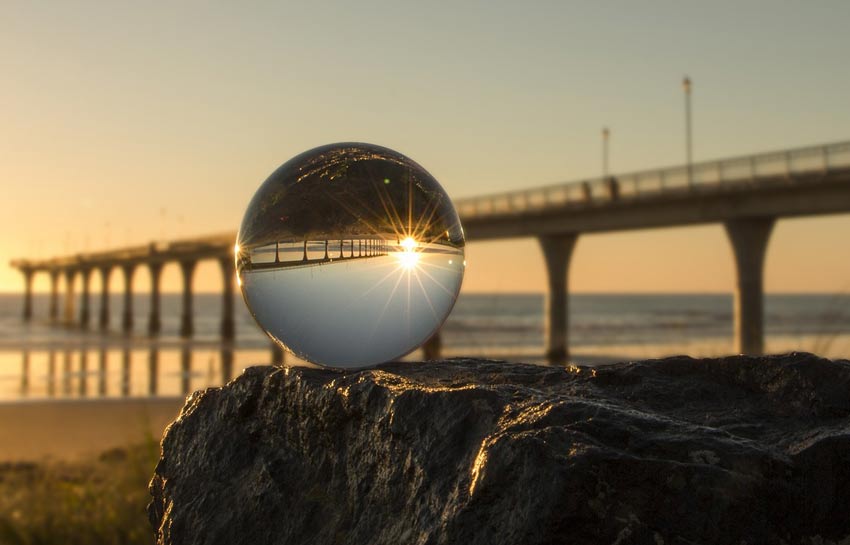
top-left (236, 143), bottom-right (465, 369)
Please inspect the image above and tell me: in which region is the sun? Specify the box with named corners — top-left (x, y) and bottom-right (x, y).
top-left (394, 236), bottom-right (421, 270)
top-left (400, 237), bottom-right (417, 251)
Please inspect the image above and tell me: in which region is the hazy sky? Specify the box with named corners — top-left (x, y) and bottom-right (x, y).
top-left (3, 1), bottom-right (850, 295)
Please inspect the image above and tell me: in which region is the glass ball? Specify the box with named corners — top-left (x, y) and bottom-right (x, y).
top-left (236, 143), bottom-right (466, 369)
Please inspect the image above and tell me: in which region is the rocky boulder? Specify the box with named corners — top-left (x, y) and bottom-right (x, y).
top-left (148, 353), bottom-right (850, 544)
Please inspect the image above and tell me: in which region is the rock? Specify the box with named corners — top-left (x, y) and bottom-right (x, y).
top-left (148, 353), bottom-right (850, 545)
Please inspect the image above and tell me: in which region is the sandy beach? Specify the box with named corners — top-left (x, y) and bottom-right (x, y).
top-left (0, 397), bottom-right (185, 462)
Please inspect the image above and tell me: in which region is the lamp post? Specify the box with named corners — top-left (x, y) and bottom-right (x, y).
top-left (602, 126), bottom-right (610, 179)
top-left (683, 76), bottom-right (693, 186)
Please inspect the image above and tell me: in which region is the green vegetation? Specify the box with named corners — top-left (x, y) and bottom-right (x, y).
top-left (0, 435), bottom-right (158, 545)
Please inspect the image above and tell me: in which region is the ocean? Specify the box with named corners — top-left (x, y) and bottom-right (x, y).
top-left (1, 292), bottom-right (849, 400)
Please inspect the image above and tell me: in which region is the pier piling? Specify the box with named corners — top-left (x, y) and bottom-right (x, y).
top-left (423, 331), bottom-right (442, 360)
top-left (271, 342), bottom-right (284, 365)
top-left (49, 271), bottom-right (60, 322)
top-left (148, 262), bottom-right (163, 336)
top-left (724, 217), bottom-right (775, 355)
top-left (219, 257), bottom-right (235, 340)
top-left (63, 269), bottom-right (76, 326)
top-left (21, 270), bottom-right (33, 321)
top-left (179, 260), bottom-right (197, 338)
top-left (98, 266), bottom-right (111, 330)
top-left (538, 234), bottom-right (579, 365)
top-left (121, 264), bottom-right (136, 334)
top-left (79, 268), bottom-right (91, 328)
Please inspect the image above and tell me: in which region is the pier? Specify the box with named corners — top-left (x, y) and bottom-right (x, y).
top-left (11, 140), bottom-right (850, 365)
top-left (245, 238), bottom-right (389, 271)
top-left (13, 234), bottom-right (237, 340)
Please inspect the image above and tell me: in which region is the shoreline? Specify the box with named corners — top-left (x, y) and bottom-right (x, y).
top-left (0, 396), bottom-right (185, 462)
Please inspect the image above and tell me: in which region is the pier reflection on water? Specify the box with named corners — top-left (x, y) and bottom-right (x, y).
top-left (5, 342), bottom-right (289, 400)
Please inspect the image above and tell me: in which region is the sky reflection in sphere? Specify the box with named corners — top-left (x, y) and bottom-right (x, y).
top-left (236, 143), bottom-right (465, 369)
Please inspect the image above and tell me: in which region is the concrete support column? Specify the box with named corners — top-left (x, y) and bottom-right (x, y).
top-left (98, 267), bottom-right (111, 330)
top-left (423, 331), bottom-right (442, 360)
top-left (179, 260), bottom-right (197, 338)
top-left (219, 257), bottom-right (235, 340)
top-left (148, 262), bottom-right (163, 336)
top-left (49, 271), bottom-right (60, 322)
top-left (538, 234), bottom-right (579, 365)
top-left (121, 264), bottom-right (136, 334)
top-left (22, 270), bottom-right (34, 321)
top-left (271, 342), bottom-right (284, 366)
top-left (724, 217), bottom-right (775, 355)
top-left (63, 269), bottom-right (77, 326)
top-left (79, 269), bottom-right (91, 328)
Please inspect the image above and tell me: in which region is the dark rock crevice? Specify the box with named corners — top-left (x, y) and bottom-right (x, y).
top-left (148, 353), bottom-right (850, 545)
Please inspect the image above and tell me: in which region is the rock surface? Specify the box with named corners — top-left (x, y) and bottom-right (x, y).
top-left (148, 353), bottom-right (850, 545)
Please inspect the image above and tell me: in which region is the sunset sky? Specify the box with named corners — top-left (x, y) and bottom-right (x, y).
top-left (3, 1), bottom-right (850, 295)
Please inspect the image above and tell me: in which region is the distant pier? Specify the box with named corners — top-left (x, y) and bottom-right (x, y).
top-left (14, 234), bottom-right (238, 340)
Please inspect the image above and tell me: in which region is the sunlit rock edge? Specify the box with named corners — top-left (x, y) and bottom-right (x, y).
top-left (148, 354), bottom-right (850, 545)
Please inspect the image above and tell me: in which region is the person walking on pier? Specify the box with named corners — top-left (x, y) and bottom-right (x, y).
top-left (607, 176), bottom-right (620, 201)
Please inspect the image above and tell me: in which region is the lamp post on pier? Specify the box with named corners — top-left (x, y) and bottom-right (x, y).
top-left (683, 75), bottom-right (693, 186)
top-left (602, 126), bottom-right (610, 179)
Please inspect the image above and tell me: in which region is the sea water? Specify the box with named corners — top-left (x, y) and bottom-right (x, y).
top-left (1, 292), bottom-right (849, 400)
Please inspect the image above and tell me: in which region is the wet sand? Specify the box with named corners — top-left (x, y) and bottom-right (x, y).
top-left (0, 397), bottom-right (185, 462)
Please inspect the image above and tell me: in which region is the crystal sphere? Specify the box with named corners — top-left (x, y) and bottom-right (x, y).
top-left (236, 143), bottom-right (466, 369)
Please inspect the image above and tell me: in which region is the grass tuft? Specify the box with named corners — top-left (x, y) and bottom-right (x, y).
top-left (0, 432), bottom-right (159, 545)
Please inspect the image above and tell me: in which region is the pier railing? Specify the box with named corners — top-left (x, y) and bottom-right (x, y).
top-left (455, 141), bottom-right (850, 218)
